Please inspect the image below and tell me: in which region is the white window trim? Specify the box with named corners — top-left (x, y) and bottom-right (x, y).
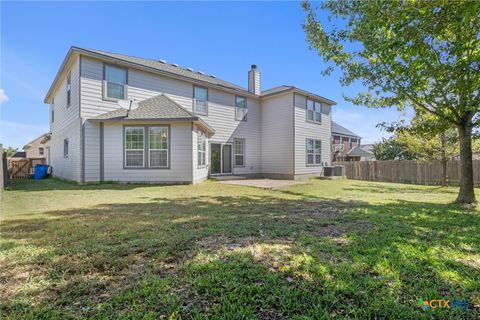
top-left (306, 138), bottom-right (322, 166)
top-left (235, 96), bottom-right (247, 121)
top-left (197, 130), bottom-right (207, 168)
top-left (103, 64), bottom-right (128, 101)
top-left (124, 127), bottom-right (145, 168)
top-left (149, 127), bottom-right (169, 168)
top-left (306, 98), bottom-right (322, 124)
top-left (234, 138), bottom-right (246, 168)
top-left (193, 86), bottom-right (208, 115)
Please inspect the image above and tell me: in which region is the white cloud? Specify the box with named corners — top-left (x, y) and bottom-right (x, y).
top-left (0, 120), bottom-right (49, 149)
top-left (0, 88), bottom-right (9, 104)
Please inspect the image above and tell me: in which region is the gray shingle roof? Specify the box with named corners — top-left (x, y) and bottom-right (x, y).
top-left (347, 146), bottom-right (373, 157)
top-left (91, 94), bottom-right (215, 133)
top-left (261, 85), bottom-right (293, 95)
top-left (78, 47), bottom-right (248, 93)
top-left (92, 94), bottom-right (195, 121)
top-left (331, 121), bottom-right (361, 138)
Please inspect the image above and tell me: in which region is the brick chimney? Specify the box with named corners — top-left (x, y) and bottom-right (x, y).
top-left (248, 64), bottom-right (261, 95)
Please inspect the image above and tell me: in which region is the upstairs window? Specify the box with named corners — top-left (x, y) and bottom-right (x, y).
top-left (66, 72), bottom-right (71, 107)
top-left (235, 96), bottom-right (247, 121)
top-left (193, 86), bottom-right (208, 114)
top-left (197, 130), bottom-right (206, 167)
top-left (39, 147), bottom-right (44, 156)
top-left (63, 139), bottom-right (69, 158)
top-left (307, 99), bottom-right (322, 123)
top-left (306, 139), bottom-right (321, 165)
top-left (234, 138), bottom-right (245, 167)
top-left (104, 64), bottom-right (127, 100)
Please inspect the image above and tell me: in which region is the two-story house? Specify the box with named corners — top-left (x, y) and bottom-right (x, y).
top-left (332, 121), bottom-right (373, 161)
top-left (44, 47), bottom-right (336, 184)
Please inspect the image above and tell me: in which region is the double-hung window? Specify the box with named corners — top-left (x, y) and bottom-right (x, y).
top-left (125, 126), bottom-right (169, 168)
top-left (307, 99), bottom-right (322, 123)
top-left (104, 64), bottom-right (127, 100)
top-left (193, 86), bottom-right (208, 114)
top-left (125, 127), bottom-right (145, 167)
top-left (197, 130), bottom-right (206, 167)
top-left (235, 96), bottom-right (247, 121)
top-left (306, 139), bottom-right (322, 165)
top-left (234, 138), bottom-right (245, 167)
top-left (39, 147), bottom-right (44, 156)
top-left (51, 100), bottom-right (55, 124)
top-left (149, 127), bottom-right (169, 167)
top-left (66, 72), bottom-right (71, 107)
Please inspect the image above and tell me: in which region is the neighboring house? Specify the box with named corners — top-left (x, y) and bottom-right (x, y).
top-left (331, 121), bottom-right (374, 161)
top-left (43, 47), bottom-right (336, 184)
top-left (23, 133), bottom-right (51, 160)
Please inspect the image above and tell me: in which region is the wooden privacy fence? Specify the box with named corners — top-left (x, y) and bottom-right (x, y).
top-left (8, 158), bottom-right (46, 179)
top-left (333, 160), bottom-right (480, 187)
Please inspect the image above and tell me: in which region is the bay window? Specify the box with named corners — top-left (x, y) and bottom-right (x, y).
top-left (197, 130), bottom-right (206, 167)
top-left (124, 126), bottom-right (170, 168)
top-left (149, 127), bottom-right (169, 167)
top-left (125, 127), bottom-right (144, 167)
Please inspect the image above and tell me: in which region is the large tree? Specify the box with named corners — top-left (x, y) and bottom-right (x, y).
top-left (303, 0), bottom-right (480, 203)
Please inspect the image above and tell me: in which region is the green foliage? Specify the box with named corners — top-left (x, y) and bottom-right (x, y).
top-left (302, 0), bottom-right (480, 124)
top-left (372, 137), bottom-right (416, 160)
top-left (3, 146), bottom-right (18, 158)
top-left (303, 0), bottom-right (480, 202)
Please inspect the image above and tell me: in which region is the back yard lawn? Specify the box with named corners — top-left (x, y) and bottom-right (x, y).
top-left (1, 178), bottom-right (479, 319)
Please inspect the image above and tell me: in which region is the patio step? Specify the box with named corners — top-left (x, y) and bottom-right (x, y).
top-left (210, 175), bottom-right (247, 181)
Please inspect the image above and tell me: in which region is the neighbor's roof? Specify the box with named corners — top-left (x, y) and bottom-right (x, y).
top-left (11, 151), bottom-right (26, 158)
top-left (44, 46), bottom-right (337, 106)
top-left (347, 146), bottom-right (373, 157)
top-left (23, 133), bottom-right (51, 150)
top-left (331, 121), bottom-right (361, 138)
top-left (90, 94), bottom-right (215, 134)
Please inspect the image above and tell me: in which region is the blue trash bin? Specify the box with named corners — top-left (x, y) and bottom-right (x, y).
top-left (34, 164), bottom-right (48, 180)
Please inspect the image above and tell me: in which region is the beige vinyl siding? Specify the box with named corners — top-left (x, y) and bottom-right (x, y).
top-left (80, 56), bottom-right (193, 118)
top-left (294, 93), bottom-right (332, 175)
top-left (102, 122), bottom-right (192, 183)
top-left (49, 119), bottom-right (82, 181)
top-left (83, 121), bottom-right (100, 182)
top-left (79, 56), bottom-right (263, 178)
top-left (49, 57), bottom-right (81, 182)
top-left (197, 88), bottom-right (262, 175)
top-left (192, 124), bottom-right (208, 184)
top-left (261, 93), bottom-right (294, 175)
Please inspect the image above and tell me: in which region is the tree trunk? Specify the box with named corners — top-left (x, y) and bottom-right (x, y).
top-left (456, 123), bottom-right (476, 204)
top-left (440, 132), bottom-right (447, 187)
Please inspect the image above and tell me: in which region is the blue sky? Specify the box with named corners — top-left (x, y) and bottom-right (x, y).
top-left (1, 1), bottom-right (403, 149)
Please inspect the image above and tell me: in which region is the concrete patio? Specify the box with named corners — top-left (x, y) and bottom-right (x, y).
top-left (216, 178), bottom-right (306, 190)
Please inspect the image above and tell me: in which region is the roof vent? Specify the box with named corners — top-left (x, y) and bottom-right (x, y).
top-left (197, 71), bottom-right (204, 75)
top-left (210, 75), bottom-right (216, 78)
top-left (159, 59), bottom-right (166, 64)
top-left (186, 67), bottom-right (193, 72)
top-left (172, 63), bottom-right (179, 67)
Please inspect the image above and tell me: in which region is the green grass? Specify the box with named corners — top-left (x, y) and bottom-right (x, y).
top-left (1, 178), bottom-right (479, 319)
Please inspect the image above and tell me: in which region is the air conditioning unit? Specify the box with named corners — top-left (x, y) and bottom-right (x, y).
top-left (333, 165), bottom-right (345, 176)
top-left (323, 166), bottom-right (334, 177)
